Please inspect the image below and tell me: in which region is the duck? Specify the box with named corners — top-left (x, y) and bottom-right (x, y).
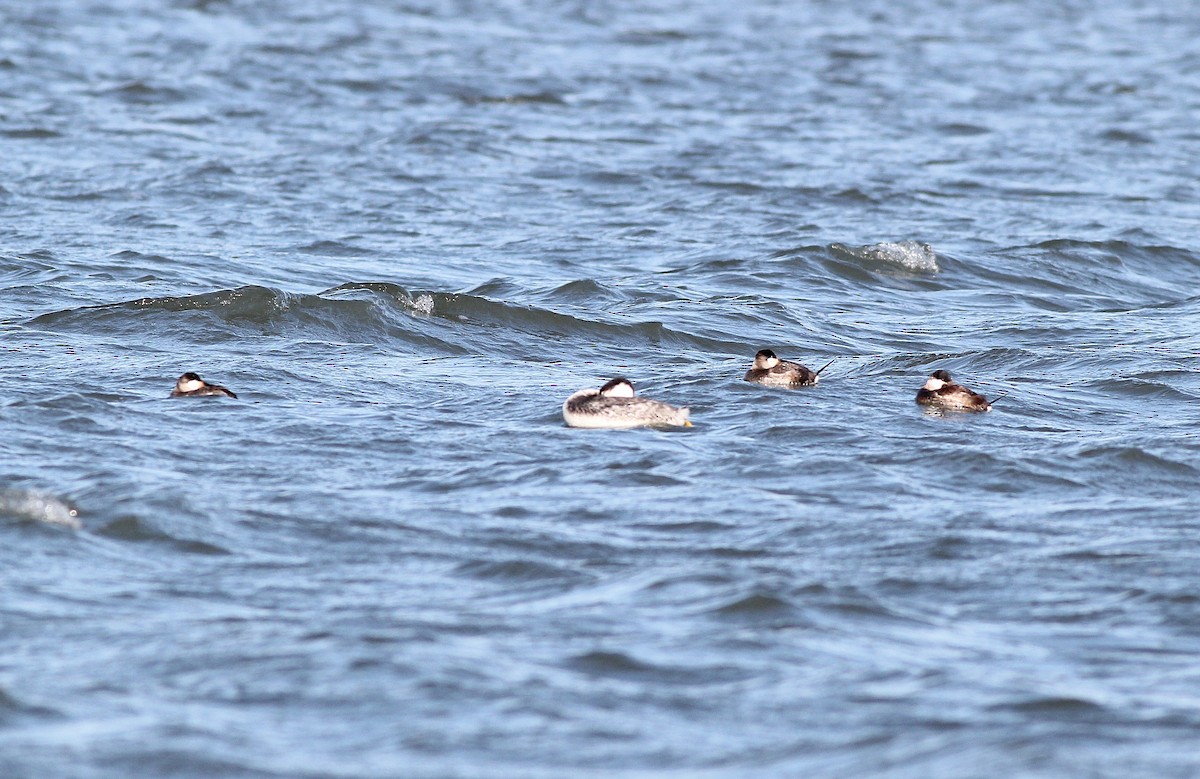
top-left (915, 370), bottom-right (990, 412)
top-left (171, 372), bottom-right (238, 399)
top-left (562, 377), bottom-right (691, 429)
top-left (743, 349), bottom-right (832, 388)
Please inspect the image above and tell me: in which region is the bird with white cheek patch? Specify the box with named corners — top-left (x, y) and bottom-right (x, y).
top-left (915, 370), bottom-right (992, 412)
top-left (170, 372), bottom-right (238, 399)
top-left (562, 377), bottom-right (691, 429)
top-left (743, 349), bottom-right (833, 388)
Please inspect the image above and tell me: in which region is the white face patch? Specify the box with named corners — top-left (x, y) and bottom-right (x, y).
top-left (923, 376), bottom-right (946, 391)
top-left (601, 381), bottom-right (635, 398)
top-left (177, 378), bottom-right (205, 393)
top-left (755, 353), bottom-right (780, 369)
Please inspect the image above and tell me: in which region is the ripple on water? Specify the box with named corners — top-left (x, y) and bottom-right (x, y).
top-left (993, 695), bottom-right (1110, 718)
top-left (707, 591), bottom-right (811, 629)
top-left (564, 650), bottom-right (753, 687)
top-left (454, 557), bottom-right (592, 585)
top-left (96, 515), bottom-right (231, 555)
top-left (0, 686), bottom-right (61, 725)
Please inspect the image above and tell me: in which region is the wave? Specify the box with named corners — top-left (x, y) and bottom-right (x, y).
top-left (757, 237), bottom-right (1200, 315)
top-left (765, 242), bottom-right (944, 290)
top-left (1006, 238), bottom-right (1200, 310)
top-left (26, 284), bottom-right (452, 350)
top-left (19, 235), bottom-right (1200, 383)
top-left (26, 281), bottom-right (749, 355)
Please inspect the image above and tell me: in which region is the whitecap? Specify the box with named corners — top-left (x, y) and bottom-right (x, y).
top-left (410, 293), bottom-right (435, 315)
top-left (852, 240), bottom-right (939, 273)
top-left (0, 489), bottom-right (81, 529)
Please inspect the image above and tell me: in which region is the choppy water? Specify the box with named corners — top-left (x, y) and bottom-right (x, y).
top-left (4, 1), bottom-right (1200, 776)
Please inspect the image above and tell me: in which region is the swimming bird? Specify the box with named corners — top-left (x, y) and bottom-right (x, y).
top-left (562, 377), bottom-right (691, 429)
top-left (743, 349), bottom-right (832, 388)
top-left (171, 372), bottom-right (238, 399)
top-left (915, 370), bottom-right (990, 412)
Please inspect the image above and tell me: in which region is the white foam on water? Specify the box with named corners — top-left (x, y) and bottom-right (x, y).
top-left (411, 293), bottom-right (435, 315)
top-left (859, 240), bottom-right (939, 272)
top-left (0, 489), bottom-right (81, 530)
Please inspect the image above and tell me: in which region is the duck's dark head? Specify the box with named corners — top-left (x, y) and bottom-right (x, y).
top-left (176, 372), bottom-right (206, 392)
top-left (753, 349), bottom-right (780, 369)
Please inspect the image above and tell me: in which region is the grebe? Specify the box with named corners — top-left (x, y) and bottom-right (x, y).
top-left (743, 349), bottom-right (832, 388)
top-left (171, 372), bottom-right (238, 399)
top-left (562, 377), bottom-right (691, 429)
top-left (915, 370), bottom-right (990, 412)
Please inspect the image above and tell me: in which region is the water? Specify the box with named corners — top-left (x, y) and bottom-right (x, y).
top-left (3, 0), bottom-right (1200, 776)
